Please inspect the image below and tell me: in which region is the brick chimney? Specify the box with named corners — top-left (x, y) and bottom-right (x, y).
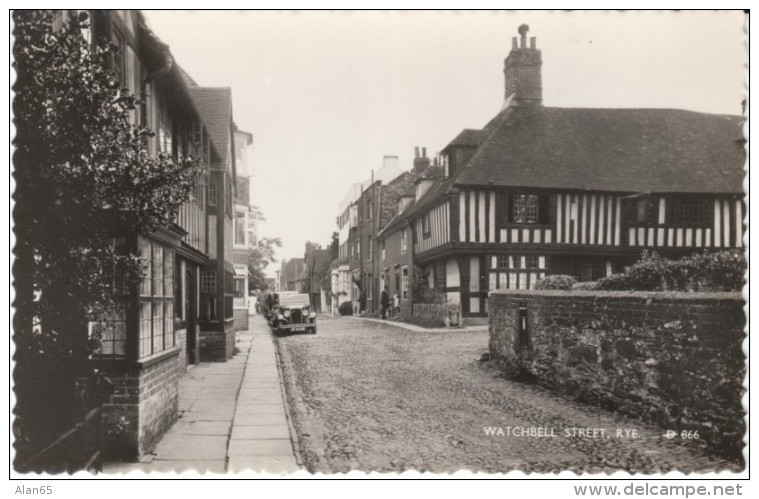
top-left (412, 146), bottom-right (430, 177)
top-left (503, 24), bottom-right (542, 106)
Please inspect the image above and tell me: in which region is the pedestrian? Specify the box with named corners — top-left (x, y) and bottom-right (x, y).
top-left (359, 290), bottom-right (367, 315)
top-left (393, 291), bottom-right (400, 317)
top-left (380, 286), bottom-right (389, 319)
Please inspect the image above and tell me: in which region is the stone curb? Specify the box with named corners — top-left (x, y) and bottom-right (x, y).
top-left (350, 316), bottom-right (489, 333)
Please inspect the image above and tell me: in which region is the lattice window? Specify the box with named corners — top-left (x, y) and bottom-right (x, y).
top-left (489, 254), bottom-right (547, 290)
top-left (208, 178), bottom-right (217, 206)
top-left (138, 237), bottom-right (175, 359)
top-left (511, 194), bottom-right (539, 223)
top-left (201, 271), bottom-right (216, 293)
top-left (671, 199), bottom-right (710, 224)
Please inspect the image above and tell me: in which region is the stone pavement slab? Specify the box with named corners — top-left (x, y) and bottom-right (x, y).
top-left (228, 439), bottom-right (294, 457)
top-left (231, 425), bottom-right (291, 440)
top-left (102, 318), bottom-right (300, 474)
top-left (227, 455), bottom-right (299, 474)
top-left (152, 434), bottom-right (228, 461)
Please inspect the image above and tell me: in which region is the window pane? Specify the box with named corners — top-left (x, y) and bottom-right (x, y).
top-left (164, 248), bottom-right (174, 298)
top-left (164, 301), bottom-right (174, 349)
top-left (140, 301), bottom-right (152, 358)
top-left (153, 245), bottom-right (163, 297)
top-left (513, 194), bottom-right (539, 223)
top-left (153, 301), bottom-right (164, 352)
top-left (140, 238), bottom-right (152, 296)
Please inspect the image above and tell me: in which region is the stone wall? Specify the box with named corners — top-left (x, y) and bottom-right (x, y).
top-left (489, 290), bottom-right (746, 460)
top-left (100, 349), bottom-right (181, 460)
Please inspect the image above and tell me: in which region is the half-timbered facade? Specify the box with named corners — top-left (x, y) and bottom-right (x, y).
top-left (408, 26), bottom-right (745, 317)
top-left (187, 86), bottom-right (239, 360)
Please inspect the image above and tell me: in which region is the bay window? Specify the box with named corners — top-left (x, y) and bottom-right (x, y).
top-left (139, 237), bottom-right (175, 358)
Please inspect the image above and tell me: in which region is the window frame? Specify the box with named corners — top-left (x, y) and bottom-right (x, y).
top-left (500, 192), bottom-right (551, 226)
top-left (138, 237), bottom-right (176, 360)
top-left (627, 197), bottom-right (657, 226)
top-left (488, 254), bottom-right (547, 290)
top-left (669, 197), bottom-right (712, 227)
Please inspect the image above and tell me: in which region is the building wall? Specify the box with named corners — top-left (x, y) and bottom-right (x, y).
top-left (488, 290), bottom-right (745, 460)
top-left (233, 308), bottom-right (249, 330)
top-left (199, 321), bottom-right (235, 362)
top-left (100, 350), bottom-right (182, 460)
top-left (415, 200), bottom-right (450, 254)
top-left (378, 226), bottom-right (413, 318)
top-left (454, 190), bottom-right (744, 250)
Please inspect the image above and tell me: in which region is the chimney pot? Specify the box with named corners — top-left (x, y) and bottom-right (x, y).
top-left (512, 37), bottom-right (518, 49)
top-left (422, 147), bottom-right (427, 157)
top-left (414, 146), bottom-right (420, 158)
top-left (530, 37), bottom-right (536, 49)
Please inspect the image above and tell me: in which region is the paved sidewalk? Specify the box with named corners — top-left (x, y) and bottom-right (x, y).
top-left (102, 317), bottom-right (301, 475)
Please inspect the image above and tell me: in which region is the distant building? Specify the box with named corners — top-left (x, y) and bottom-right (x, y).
top-left (304, 243), bottom-right (334, 313)
top-left (232, 127), bottom-right (254, 331)
top-left (279, 258), bottom-right (306, 292)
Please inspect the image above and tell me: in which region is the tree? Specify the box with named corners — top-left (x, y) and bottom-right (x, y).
top-left (247, 237), bottom-right (282, 291)
top-left (12, 11), bottom-right (200, 453)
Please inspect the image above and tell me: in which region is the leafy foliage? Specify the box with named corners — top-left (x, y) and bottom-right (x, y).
top-left (534, 274), bottom-right (577, 290)
top-left (338, 301), bottom-right (354, 316)
top-left (596, 250), bottom-right (746, 292)
top-left (246, 236), bottom-right (282, 291)
top-left (12, 10), bottom-right (200, 455)
top-left (410, 267), bottom-right (445, 304)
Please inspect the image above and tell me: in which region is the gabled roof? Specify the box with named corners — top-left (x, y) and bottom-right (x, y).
top-left (455, 106), bottom-right (745, 194)
top-left (188, 87), bottom-right (234, 165)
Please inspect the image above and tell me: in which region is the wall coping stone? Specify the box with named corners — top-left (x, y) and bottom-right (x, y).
top-left (489, 290), bottom-right (744, 302)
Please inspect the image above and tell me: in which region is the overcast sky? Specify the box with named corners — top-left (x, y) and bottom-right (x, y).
top-left (145, 10), bottom-right (746, 272)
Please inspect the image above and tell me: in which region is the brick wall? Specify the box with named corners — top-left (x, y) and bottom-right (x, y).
top-left (234, 308), bottom-right (249, 330)
top-left (489, 290), bottom-right (745, 460)
top-left (199, 322), bottom-right (236, 361)
top-left (100, 349), bottom-right (181, 460)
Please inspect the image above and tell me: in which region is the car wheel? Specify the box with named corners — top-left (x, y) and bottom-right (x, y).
top-left (309, 326), bottom-right (317, 335)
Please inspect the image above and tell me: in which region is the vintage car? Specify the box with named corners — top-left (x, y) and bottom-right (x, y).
top-left (270, 292), bottom-right (316, 335)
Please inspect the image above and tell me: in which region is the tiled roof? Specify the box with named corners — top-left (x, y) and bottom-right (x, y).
top-left (416, 164), bottom-right (445, 181)
top-left (188, 87), bottom-right (233, 164)
top-left (456, 106), bottom-right (745, 194)
top-left (441, 129), bottom-right (487, 151)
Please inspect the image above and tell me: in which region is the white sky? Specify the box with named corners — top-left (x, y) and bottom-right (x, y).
top-left (144, 10), bottom-right (746, 272)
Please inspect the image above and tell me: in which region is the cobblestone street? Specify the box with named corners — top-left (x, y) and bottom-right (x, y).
top-left (276, 317), bottom-right (739, 474)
